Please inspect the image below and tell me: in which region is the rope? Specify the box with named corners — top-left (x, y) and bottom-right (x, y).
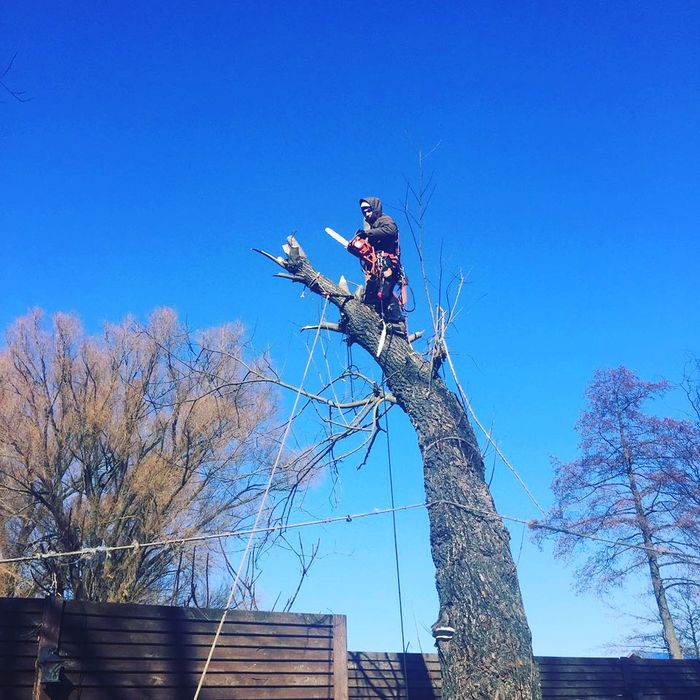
top-left (383, 401), bottom-right (410, 699)
top-left (441, 336), bottom-right (547, 515)
top-left (0, 503), bottom-right (427, 566)
top-left (192, 297), bottom-right (329, 700)
top-left (4, 498), bottom-right (699, 569)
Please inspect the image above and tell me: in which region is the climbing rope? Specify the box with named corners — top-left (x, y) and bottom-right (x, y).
top-left (382, 400), bottom-right (411, 699)
top-left (192, 297), bottom-right (330, 700)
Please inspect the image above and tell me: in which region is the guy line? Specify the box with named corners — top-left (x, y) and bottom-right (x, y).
top-left (2, 501), bottom-right (698, 566)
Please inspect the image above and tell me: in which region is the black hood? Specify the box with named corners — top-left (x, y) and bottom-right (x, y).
top-left (359, 196), bottom-right (383, 217)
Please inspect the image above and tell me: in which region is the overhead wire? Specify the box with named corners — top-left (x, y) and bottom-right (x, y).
top-left (4, 498), bottom-right (700, 568)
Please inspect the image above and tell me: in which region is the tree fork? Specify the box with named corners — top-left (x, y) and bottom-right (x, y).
top-left (259, 236), bottom-right (541, 699)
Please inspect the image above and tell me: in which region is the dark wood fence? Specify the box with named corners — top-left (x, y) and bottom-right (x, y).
top-left (348, 652), bottom-right (700, 699)
top-left (348, 652), bottom-right (440, 699)
top-left (3, 597), bottom-right (700, 699)
top-left (0, 597), bottom-right (346, 700)
top-left (537, 655), bottom-right (700, 700)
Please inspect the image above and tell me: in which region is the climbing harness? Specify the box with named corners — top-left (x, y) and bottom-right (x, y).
top-left (324, 226), bottom-right (410, 317)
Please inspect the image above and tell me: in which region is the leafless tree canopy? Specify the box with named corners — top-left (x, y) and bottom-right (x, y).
top-left (539, 366), bottom-right (700, 659)
top-left (0, 308), bottom-right (310, 605)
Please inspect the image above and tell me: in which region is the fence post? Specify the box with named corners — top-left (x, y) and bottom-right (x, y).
top-left (332, 614), bottom-right (349, 700)
top-left (32, 596), bottom-right (64, 700)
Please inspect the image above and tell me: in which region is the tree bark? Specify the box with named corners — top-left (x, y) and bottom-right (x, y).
top-left (269, 238), bottom-right (541, 699)
top-left (621, 439), bottom-right (683, 659)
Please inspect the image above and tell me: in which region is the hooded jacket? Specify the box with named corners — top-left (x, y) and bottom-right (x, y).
top-left (360, 196), bottom-right (399, 255)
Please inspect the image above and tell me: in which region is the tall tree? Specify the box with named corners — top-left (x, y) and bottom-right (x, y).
top-left (258, 237), bottom-right (541, 700)
top-left (541, 366), bottom-right (700, 659)
top-left (0, 309), bottom-right (308, 605)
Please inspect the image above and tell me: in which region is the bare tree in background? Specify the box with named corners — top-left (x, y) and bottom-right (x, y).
top-left (0, 308), bottom-right (313, 605)
top-left (539, 366), bottom-right (700, 659)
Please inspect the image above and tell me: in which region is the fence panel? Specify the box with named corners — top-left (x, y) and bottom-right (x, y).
top-left (348, 652), bottom-right (441, 700)
top-left (0, 597), bottom-right (344, 700)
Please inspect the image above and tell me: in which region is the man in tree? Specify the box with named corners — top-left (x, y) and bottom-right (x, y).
top-left (353, 196), bottom-right (405, 329)
top-left (258, 235), bottom-right (542, 699)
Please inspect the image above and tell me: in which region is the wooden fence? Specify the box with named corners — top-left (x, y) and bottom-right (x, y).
top-left (0, 596), bottom-right (346, 700)
top-left (2, 597), bottom-right (700, 699)
top-left (537, 655), bottom-right (700, 700)
top-left (348, 652), bottom-right (440, 699)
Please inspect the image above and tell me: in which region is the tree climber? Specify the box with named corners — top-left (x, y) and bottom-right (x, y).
top-left (353, 196), bottom-right (406, 330)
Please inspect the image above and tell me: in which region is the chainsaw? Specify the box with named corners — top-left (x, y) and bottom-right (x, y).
top-left (325, 226), bottom-right (410, 311)
top-left (324, 227), bottom-right (376, 268)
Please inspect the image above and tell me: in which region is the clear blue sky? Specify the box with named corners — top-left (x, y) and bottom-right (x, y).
top-left (3, 1), bottom-right (700, 656)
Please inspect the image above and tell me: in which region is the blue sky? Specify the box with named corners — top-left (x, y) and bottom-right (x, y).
top-left (3, 1), bottom-right (700, 655)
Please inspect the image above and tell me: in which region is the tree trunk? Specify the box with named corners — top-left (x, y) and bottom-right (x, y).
top-left (271, 238), bottom-right (542, 699)
top-left (621, 441), bottom-right (683, 659)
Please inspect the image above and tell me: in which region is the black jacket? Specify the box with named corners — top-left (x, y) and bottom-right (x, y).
top-left (360, 196), bottom-right (399, 255)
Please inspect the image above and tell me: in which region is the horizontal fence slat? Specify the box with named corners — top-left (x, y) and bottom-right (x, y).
top-left (539, 691), bottom-right (626, 697)
top-left (349, 670), bottom-right (441, 682)
top-left (59, 630), bottom-right (333, 648)
top-left (537, 656), bottom-right (624, 666)
top-left (0, 598), bottom-right (44, 613)
top-left (67, 672), bottom-right (332, 688)
top-left (349, 683), bottom-right (441, 692)
top-left (59, 641), bottom-right (334, 661)
top-left (63, 599), bottom-right (334, 626)
top-left (349, 672), bottom-right (441, 683)
top-left (349, 689), bottom-right (440, 698)
top-left (61, 658), bottom-right (332, 674)
top-left (349, 660), bottom-right (441, 670)
top-left (0, 641), bottom-right (41, 654)
top-left (68, 687), bottom-right (336, 700)
top-left (634, 695), bottom-right (700, 700)
top-left (60, 614), bottom-right (332, 637)
top-left (0, 671), bottom-right (36, 685)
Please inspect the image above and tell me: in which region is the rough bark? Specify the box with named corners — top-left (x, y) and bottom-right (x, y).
top-left (266, 237), bottom-right (541, 699)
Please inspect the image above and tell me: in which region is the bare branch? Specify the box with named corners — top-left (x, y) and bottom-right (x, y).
top-left (301, 322), bottom-right (342, 334)
top-left (1, 53), bottom-right (30, 103)
top-left (252, 248), bottom-right (287, 269)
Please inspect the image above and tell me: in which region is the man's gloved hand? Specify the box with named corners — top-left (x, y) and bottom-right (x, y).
top-left (355, 229), bottom-right (367, 238)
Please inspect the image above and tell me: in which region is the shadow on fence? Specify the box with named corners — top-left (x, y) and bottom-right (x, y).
top-left (348, 651), bottom-right (439, 699)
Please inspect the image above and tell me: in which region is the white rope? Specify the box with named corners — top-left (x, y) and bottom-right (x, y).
top-left (192, 297), bottom-right (329, 700)
top-left (441, 335), bottom-right (547, 515)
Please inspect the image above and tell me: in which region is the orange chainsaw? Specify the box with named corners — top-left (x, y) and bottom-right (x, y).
top-left (324, 227), bottom-right (376, 269)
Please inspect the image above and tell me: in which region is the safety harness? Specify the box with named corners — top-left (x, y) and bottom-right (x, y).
top-left (346, 233), bottom-right (409, 311)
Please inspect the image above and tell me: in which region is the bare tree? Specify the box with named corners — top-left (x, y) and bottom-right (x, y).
top-left (538, 366), bottom-right (700, 659)
top-left (0, 308), bottom-right (312, 604)
top-left (256, 237), bottom-right (541, 700)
